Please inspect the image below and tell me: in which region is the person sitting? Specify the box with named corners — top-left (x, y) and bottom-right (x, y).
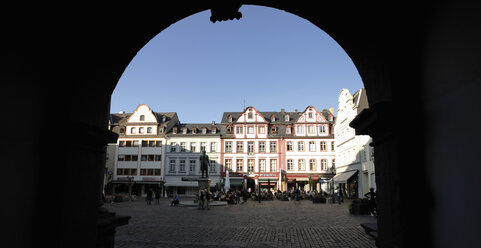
top-left (171, 195), bottom-right (179, 206)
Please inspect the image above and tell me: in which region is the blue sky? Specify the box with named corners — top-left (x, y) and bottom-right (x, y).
top-left (111, 5), bottom-right (363, 123)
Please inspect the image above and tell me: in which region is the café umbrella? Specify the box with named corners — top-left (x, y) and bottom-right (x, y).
top-left (224, 170), bottom-right (230, 192)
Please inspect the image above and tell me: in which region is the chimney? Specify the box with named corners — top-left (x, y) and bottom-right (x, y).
top-left (281, 108), bottom-right (285, 113)
top-left (212, 120), bottom-right (216, 125)
top-left (295, 109), bottom-right (298, 113)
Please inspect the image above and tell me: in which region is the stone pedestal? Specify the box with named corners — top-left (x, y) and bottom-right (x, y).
top-left (198, 177), bottom-right (211, 191)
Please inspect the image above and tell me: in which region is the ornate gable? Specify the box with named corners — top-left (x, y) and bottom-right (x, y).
top-left (296, 106), bottom-right (326, 123)
top-left (236, 106), bottom-right (267, 123)
top-left (127, 104), bottom-right (158, 123)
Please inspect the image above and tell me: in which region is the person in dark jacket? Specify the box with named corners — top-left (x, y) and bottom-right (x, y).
top-left (146, 189), bottom-right (153, 205)
top-left (364, 188), bottom-right (377, 216)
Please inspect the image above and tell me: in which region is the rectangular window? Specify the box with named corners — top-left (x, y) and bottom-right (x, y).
top-left (190, 142), bottom-right (197, 152)
top-left (225, 142), bottom-right (232, 153)
top-left (180, 142), bottom-right (186, 152)
top-left (225, 159), bottom-right (232, 172)
top-left (319, 125), bottom-right (326, 133)
top-left (287, 159), bottom-right (293, 171)
top-left (117, 154), bottom-right (125, 161)
top-left (247, 126), bottom-right (254, 134)
top-left (308, 112), bottom-right (313, 119)
top-left (297, 125), bottom-right (304, 134)
top-left (236, 126), bottom-right (243, 134)
top-left (320, 141), bottom-right (326, 151)
top-left (298, 141), bottom-right (304, 151)
top-left (179, 160), bottom-right (185, 172)
top-left (202, 128), bottom-right (207, 134)
top-left (310, 159), bottom-right (316, 171)
top-left (286, 127), bottom-right (291, 134)
top-left (189, 160), bottom-right (196, 172)
top-left (236, 141), bottom-right (243, 153)
top-left (148, 155), bottom-right (155, 161)
top-left (210, 160), bottom-right (216, 172)
top-left (148, 140), bottom-right (155, 147)
top-left (170, 142), bottom-right (176, 152)
top-left (258, 141), bottom-right (265, 153)
top-left (270, 159), bottom-right (277, 172)
top-left (309, 141), bottom-right (316, 152)
top-left (141, 155), bottom-right (147, 161)
top-left (331, 141), bottom-right (335, 151)
top-left (270, 141), bottom-right (276, 153)
top-left (258, 126), bottom-right (265, 134)
top-left (259, 159), bottom-right (266, 172)
top-left (321, 159), bottom-right (327, 171)
top-left (248, 141), bottom-right (254, 153)
top-left (308, 125), bottom-right (316, 134)
top-left (236, 159), bottom-right (243, 172)
top-left (119, 141), bottom-right (126, 147)
top-left (200, 142), bottom-right (206, 152)
top-left (169, 160), bottom-right (176, 172)
top-left (298, 159), bottom-right (305, 171)
top-left (286, 141), bottom-right (293, 151)
top-left (248, 159), bottom-right (255, 172)
top-left (155, 155), bottom-right (161, 161)
top-left (132, 155), bottom-right (138, 161)
top-left (210, 142), bottom-right (217, 152)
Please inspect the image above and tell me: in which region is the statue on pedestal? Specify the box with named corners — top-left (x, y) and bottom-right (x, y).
top-left (200, 150), bottom-right (210, 178)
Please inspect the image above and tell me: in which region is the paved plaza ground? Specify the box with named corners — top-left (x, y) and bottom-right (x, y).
top-left (105, 198), bottom-right (377, 248)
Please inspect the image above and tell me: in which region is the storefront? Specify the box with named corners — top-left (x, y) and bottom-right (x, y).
top-left (332, 170), bottom-right (359, 198)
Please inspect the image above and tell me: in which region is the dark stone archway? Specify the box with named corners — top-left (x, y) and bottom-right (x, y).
top-left (4, 1), bottom-right (481, 247)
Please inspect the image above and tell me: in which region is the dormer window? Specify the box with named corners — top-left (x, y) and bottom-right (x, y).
top-left (271, 115), bottom-right (276, 122)
top-left (140, 115), bottom-right (145, 121)
top-left (192, 128), bottom-right (197, 134)
top-left (212, 127), bottom-right (217, 134)
top-left (159, 127), bottom-right (164, 134)
top-left (271, 125), bottom-right (277, 134)
top-left (173, 127), bottom-right (178, 134)
top-left (226, 125), bottom-right (232, 133)
top-left (183, 128), bottom-right (188, 134)
top-left (284, 115), bottom-right (289, 121)
top-left (162, 116), bottom-right (166, 122)
top-left (228, 115), bottom-right (233, 122)
top-left (286, 125), bottom-right (291, 134)
top-left (202, 128), bottom-right (207, 134)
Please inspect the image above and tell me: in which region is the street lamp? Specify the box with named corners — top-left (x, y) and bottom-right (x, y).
top-left (330, 166), bottom-right (336, 200)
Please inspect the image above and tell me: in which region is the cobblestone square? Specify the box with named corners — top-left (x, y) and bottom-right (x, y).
top-left (106, 198), bottom-right (376, 248)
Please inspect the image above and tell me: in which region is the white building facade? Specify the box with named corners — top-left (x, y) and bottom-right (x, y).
top-left (108, 104), bottom-right (178, 197)
top-left (334, 88), bottom-right (376, 198)
top-left (164, 123), bottom-right (222, 197)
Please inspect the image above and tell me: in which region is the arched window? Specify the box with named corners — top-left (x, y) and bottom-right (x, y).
top-left (140, 115), bottom-right (145, 121)
top-left (147, 127), bottom-right (152, 133)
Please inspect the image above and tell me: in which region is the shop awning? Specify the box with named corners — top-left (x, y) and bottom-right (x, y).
top-left (332, 170), bottom-right (357, 184)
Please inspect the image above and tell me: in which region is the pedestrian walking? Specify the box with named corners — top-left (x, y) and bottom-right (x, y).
top-left (364, 188), bottom-right (377, 216)
top-left (146, 189), bottom-right (153, 205)
top-left (154, 189), bottom-right (161, 205)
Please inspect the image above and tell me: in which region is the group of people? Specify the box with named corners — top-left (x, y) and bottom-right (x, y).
top-left (145, 189), bottom-right (161, 205)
